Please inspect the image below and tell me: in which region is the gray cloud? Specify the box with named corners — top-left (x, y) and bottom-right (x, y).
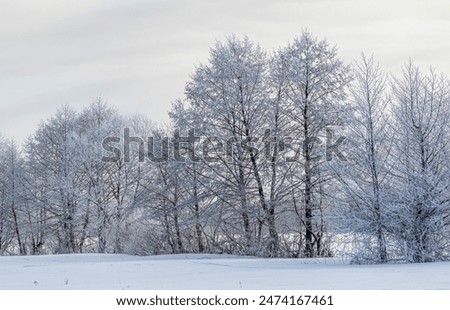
top-left (1, 0), bottom-right (449, 142)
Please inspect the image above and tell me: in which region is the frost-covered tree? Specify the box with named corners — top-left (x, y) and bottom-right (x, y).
top-left (1, 140), bottom-right (28, 254)
top-left (182, 35), bottom-right (271, 255)
top-left (25, 106), bottom-right (84, 253)
top-left (390, 63), bottom-right (450, 262)
top-left (0, 137), bottom-right (21, 254)
top-left (331, 54), bottom-right (393, 263)
top-left (273, 30), bottom-right (351, 257)
top-left (3, 31), bottom-right (450, 263)
top-left (74, 99), bottom-right (124, 252)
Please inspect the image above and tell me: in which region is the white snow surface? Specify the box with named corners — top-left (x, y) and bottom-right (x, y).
top-left (0, 253), bottom-right (449, 290)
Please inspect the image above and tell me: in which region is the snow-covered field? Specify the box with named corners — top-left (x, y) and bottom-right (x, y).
top-left (1, 253), bottom-right (449, 290)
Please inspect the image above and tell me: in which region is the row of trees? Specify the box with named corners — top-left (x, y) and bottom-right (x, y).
top-left (1, 31), bottom-right (450, 263)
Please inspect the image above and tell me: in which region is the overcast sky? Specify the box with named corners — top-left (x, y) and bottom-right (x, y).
top-left (1, 0), bottom-right (450, 143)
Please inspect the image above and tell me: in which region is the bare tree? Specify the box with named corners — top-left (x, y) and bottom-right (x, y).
top-left (274, 30), bottom-right (351, 257)
top-left (182, 35), bottom-right (270, 255)
top-left (331, 54), bottom-right (393, 263)
top-left (390, 62), bottom-right (450, 262)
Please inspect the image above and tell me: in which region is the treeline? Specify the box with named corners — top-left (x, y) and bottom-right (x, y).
top-left (1, 31), bottom-right (450, 263)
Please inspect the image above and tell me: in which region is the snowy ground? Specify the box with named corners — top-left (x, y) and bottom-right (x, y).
top-left (0, 253), bottom-right (449, 289)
